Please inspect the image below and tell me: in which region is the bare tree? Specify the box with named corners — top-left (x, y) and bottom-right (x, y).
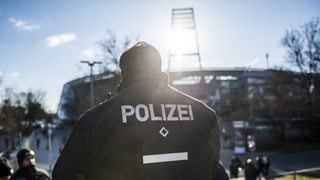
top-left (0, 88), bottom-right (27, 150)
top-left (0, 88), bottom-right (47, 133)
top-left (282, 17), bottom-right (320, 73)
top-left (59, 30), bottom-right (138, 121)
top-left (98, 29), bottom-right (138, 74)
top-left (282, 17), bottom-right (320, 139)
top-left (250, 70), bottom-right (304, 141)
top-left (23, 89), bottom-right (47, 123)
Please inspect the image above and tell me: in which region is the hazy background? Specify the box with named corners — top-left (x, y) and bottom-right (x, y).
top-left (1, 0), bottom-right (319, 112)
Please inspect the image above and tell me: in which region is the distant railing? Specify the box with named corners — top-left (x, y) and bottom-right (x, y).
top-left (267, 167), bottom-right (320, 180)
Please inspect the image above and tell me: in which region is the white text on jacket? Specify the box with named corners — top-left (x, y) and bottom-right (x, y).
top-left (121, 104), bottom-right (194, 123)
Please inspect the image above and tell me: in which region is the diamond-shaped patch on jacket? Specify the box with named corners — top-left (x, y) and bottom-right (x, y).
top-left (159, 127), bottom-right (169, 137)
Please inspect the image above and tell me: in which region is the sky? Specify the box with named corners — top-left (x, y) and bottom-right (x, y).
top-left (0, 0), bottom-right (319, 113)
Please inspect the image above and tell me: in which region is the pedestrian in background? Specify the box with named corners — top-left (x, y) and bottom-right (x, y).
top-left (36, 138), bottom-right (41, 149)
top-left (11, 148), bottom-right (51, 180)
top-left (0, 157), bottom-right (13, 180)
top-left (244, 158), bottom-right (259, 180)
top-left (261, 155), bottom-right (270, 176)
top-left (229, 155), bottom-right (242, 178)
top-left (53, 41), bottom-right (228, 179)
top-left (256, 154), bottom-right (270, 177)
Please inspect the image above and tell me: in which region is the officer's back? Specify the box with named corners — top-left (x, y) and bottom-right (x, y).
top-left (52, 41), bottom-right (225, 180)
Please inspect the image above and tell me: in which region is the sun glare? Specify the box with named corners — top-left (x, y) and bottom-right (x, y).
top-left (169, 29), bottom-right (197, 56)
top-left (167, 27), bottom-right (199, 70)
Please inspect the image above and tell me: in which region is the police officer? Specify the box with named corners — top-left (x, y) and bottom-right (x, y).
top-left (256, 155), bottom-right (270, 176)
top-left (0, 156), bottom-right (13, 180)
top-left (244, 158), bottom-right (259, 180)
top-left (229, 155), bottom-right (242, 178)
top-left (52, 41), bottom-right (227, 180)
top-left (11, 148), bottom-right (51, 180)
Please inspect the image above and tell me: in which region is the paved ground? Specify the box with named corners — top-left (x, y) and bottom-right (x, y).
top-left (0, 125), bottom-right (72, 173)
top-left (2, 125), bottom-right (320, 179)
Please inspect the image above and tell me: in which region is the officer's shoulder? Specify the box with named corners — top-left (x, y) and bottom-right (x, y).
top-left (35, 167), bottom-right (50, 177)
top-left (169, 85), bottom-right (214, 112)
top-left (74, 95), bottom-right (121, 125)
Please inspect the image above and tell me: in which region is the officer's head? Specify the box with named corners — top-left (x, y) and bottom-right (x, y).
top-left (0, 157), bottom-right (13, 179)
top-left (119, 41), bottom-right (162, 84)
top-left (245, 158), bottom-right (253, 166)
top-left (17, 148), bottom-right (36, 168)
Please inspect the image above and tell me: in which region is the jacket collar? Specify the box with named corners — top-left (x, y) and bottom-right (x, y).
top-left (118, 71), bottom-right (168, 92)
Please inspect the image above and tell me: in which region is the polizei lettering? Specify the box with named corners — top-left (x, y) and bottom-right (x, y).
top-left (121, 104), bottom-right (194, 123)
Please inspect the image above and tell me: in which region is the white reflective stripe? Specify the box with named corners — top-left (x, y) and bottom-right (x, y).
top-left (143, 152), bottom-right (188, 164)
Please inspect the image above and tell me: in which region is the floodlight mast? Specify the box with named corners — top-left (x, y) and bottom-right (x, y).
top-left (168, 7), bottom-right (202, 71)
top-left (81, 60), bottom-right (102, 106)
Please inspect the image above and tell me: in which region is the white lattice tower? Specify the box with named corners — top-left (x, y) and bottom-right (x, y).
top-left (168, 7), bottom-right (202, 71)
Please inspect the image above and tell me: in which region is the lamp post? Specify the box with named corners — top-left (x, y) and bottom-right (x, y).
top-left (48, 126), bottom-right (52, 172)
top-left (266, 53), bottom-right (269, 69)
top-left (81, 60), bottom-right (102, 106)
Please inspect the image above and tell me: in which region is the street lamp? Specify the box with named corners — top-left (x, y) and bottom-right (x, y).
top-left (48, 126), bottom-right (52, 172)
top-left (81, 60), bottom-right (102, 106)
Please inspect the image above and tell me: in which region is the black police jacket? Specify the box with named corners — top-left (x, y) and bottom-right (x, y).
top-left (11, 166), bottom-right (51, 180)
top-left (52, 73), bottom-right (221, 180)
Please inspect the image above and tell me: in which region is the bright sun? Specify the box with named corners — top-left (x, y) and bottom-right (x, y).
top-left (167, 28), bottom-right (199, 70)
top-left (169, 29), bottom-right (197, 57)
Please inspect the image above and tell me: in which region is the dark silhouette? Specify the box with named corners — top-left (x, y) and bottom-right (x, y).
top-left (53, 41), bottom-right (227, 180)
top-left (229, 155), bottom-right (242, 178)
top-left (244, 158), bottom-right (259, 180)
top-left (11, 148), bottom-right (51, 180)
top-left (256, 155), bottom-right (270, 176)
top-left (0, 156), bottom-right (13, 179)
top-left (36, 138), bottom-right (41, 149)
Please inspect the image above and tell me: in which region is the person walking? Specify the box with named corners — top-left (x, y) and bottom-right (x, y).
top-left (229, 155), bottom-right (242, 178)
top-left (11, 148), bottom-right (51, 180)
top-left (53, 41), bottom-right (227, 179)
top-left (244, 158), bottom-right (259, 180)
top-left (36, 138), bottom-right (41, 149)
top-left (0, 157), bottom-right (13, 180)
top-left (256, 154), bottom-right (270, 177)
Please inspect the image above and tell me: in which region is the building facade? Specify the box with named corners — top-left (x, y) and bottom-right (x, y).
top-left (57, 68), bottom-right (318, 149)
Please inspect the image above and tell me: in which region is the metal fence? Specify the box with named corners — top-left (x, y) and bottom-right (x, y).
top-left (267, 167), bottom-right (320, 180)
